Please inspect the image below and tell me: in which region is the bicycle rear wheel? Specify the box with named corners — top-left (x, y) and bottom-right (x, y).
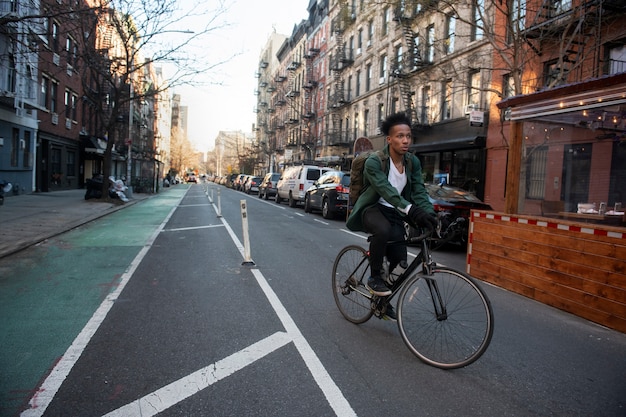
top-left (397, 267), bottom-right (493, 369)
top-left (332, 245), bottom-right (374, 324)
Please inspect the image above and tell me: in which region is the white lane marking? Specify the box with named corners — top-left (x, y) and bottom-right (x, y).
top-left (20, 190), bottom-right (188, 417)
top-left (178, 203), bottom-right (213, 207)
top-left (102, 332), bottom-right (292, 417)
top-left (251, 269), bottom-right (357, 417)
top-left (106, 194), bottom-right (356, 417)
top-left (314, 218), bottom-right (330, 225)
top-left (163, 224), bottom-right (225, 232)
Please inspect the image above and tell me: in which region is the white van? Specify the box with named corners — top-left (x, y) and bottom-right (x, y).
top-left (275, 165), bottom-right (331, 207)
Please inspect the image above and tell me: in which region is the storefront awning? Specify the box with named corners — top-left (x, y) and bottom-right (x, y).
top-left (498, 73), bottom-right (626, 123)
top-left (410, 136), bottom-right (486, 153)
top-left (84, 136), bottom-right (107, 155)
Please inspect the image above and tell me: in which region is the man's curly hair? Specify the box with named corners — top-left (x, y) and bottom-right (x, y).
top-left (381, 112), bottom-right (411, 136)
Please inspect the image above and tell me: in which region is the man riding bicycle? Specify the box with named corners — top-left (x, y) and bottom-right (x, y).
top-left (346, 112), bottom-right (437, 320)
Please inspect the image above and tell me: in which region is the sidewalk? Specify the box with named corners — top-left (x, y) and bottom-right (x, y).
top-left (0, 188), bottom-right (154, 259)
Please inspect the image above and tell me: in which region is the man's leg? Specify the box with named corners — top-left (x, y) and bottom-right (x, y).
top-left (363, 205), bottom-right (392, 296)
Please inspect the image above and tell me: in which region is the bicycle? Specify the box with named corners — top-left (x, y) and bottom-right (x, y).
top-left (332, 223), bottom-right (494, 369)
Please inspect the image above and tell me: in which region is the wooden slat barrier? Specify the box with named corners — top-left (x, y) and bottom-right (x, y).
top-left (467, 210), bottom-right (626, 333)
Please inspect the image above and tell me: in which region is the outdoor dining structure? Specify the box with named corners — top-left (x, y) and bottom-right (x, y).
top-left (467, 73), bottom-right (626, 334)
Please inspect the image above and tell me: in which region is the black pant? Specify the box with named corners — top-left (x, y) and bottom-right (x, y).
top-left (362, 204), bottom-right (407, 278)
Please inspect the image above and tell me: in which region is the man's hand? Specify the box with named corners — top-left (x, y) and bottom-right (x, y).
top-left (408, 206), bottom-right (438, 230)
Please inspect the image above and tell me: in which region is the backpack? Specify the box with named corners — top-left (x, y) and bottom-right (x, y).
top-left (349, 150), bottom-right (414, 206)
top-left (349, 150), bottom-right (387, 206)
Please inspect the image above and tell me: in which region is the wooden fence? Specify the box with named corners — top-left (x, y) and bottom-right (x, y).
top-left (467, 211), bottom-right (626, 333)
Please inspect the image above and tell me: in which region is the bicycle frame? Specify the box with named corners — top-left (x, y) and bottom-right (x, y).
top-left (333, 227), bottom-right (494, 368)
top-left (360, 232), bottom-right (439, 317)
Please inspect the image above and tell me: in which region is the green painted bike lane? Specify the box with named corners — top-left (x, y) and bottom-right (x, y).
top-left (0, 186), bottom-right (188, 417)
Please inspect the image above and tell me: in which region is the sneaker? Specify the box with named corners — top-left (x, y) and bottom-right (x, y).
top-left (383, 304), bottom-right (397, 322)
top-left (366, 276), bottom-right (392, 296)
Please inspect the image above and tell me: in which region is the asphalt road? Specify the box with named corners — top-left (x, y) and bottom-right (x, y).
top-left (1, 183), bottom-right (625, 417)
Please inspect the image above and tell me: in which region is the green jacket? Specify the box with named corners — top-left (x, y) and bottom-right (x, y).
top-left (346, 145), bottom-right (434, 232)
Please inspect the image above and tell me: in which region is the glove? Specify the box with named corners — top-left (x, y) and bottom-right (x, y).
top-left (408, 205), bottom-right (438, 231)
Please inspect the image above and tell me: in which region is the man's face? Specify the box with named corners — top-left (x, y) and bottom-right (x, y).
top-left (387, 123), bottom-right (412, 155)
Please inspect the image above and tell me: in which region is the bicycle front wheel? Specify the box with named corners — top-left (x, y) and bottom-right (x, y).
top-left (397, 267), bottom-right (493, 369)
top-left (332, 245), bottom-right (374, 324)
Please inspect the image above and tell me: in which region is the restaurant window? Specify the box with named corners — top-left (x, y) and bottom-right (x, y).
top-left (526, 146), bottom-right (547, 199)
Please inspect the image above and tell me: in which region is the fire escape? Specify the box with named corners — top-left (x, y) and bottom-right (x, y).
top-left (272, 73), bottom-right (287, 151)
top-left (302, 47), bottom-right (320, 148)
top-left (328, 4), bottom-right (355, 146)
top-left (392, 4), bottom-right (426, 129)
top-left (523, 0), bottom-right (616, 87)
top-left (255, 60), bottom-right (272, 150)
top-left (286, 54), bottom-right (302, 147)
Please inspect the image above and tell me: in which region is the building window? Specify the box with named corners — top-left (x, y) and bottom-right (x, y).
top-left (382, 7), bottom-right (390, 36)
top-left (607, 42), bottom-right (626, 75)
top-left (378, 103), bottom-right (385, 130)
top-left (354, 112), bottom-right (359, 140)
top-left (441, 80), bottom-right (452, 121)
top-left (526, 146), bottom-right (547, 199)
top-left (413, 33), bottom-right (421, 68)
top-left (550, 0), bottom-right (572, 17)
top-left (379, 54), bottom-right (387, 83)
top-left (50, 80), bottom-right (58, 113)
top-left (368, 20), bottom-right (374, 44)
top-left (509, 0), bottom-right (526, 42)
top-left (445, 15), bottom-right (456, 54)
top-left (366, 63), bottom-right (372, 91)
top-left (357, 28), bottom-right (363, 52)
top-left (50, 20), bottom-right (59, 52)
top-left (71, 93), bottom-right (77, 121)
top-left (503, 73), bottom-right (515, 98)
top-left (66, 35), bottom-right (76, 67)
top-left (65, 90), bottom-right (71, 118)
top-left (347, 75), bottom-right (352, 101)
top-left (40, 76), bottom-right (49, 109)
top-left (421, 86), bottom-right (430, 124)
top-left (7, 53), bottom-right (16, 93)
top-left (392, 97), bottom-right (399, 114)
top-left (544, 59), bottom-right (567, 87)
top-left (364, 108), bottom-right (369, 136)
top-left (472, 0), bottom-right (484, 42)
top-left (356, 70), bottom-right (361, 96)
top-left (468, 70), bottom-right (481, 108)
top-left (395, 44), bottom-right (403, 73)
top-left (426, 25), bottom-right (435, 63)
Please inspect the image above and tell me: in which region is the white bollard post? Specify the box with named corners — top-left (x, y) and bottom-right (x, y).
top-left (240, 200), bottom-right (255, 266)
top-left (216, 188), bottom-right (222, 218)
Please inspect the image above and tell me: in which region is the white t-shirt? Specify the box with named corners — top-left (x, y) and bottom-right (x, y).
top-left (378, 161), bottom-right (407, 208)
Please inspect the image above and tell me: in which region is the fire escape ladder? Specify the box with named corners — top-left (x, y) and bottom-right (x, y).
top-left (557, 2), bottom-right (592, 85)
top-left (396, 17), bottom-right (419, 125)
top-left (329, 27), bottom-right (345, 145)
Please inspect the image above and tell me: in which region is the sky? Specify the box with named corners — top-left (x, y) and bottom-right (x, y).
top-left (167, 0), bottom-right (310, 152)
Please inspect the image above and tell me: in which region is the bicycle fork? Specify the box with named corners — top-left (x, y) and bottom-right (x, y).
top-left (422, 245), bottom-right (448, 321)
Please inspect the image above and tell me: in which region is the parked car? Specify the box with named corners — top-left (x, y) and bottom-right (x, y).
top-left (425, 183), bottom-right (493, 245)
top-left (304, 171), bottom-right (350, 219)
top-left (233, 174), bottom-right (247, 190)
top-left (244, 176), bottom-right (262, 194)
top-left (258, 172), bottom-right (281, 200)
top-left (275, 165), bottom-right (331, 207)
top-left (186, 174), bottom-right (197, 183)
